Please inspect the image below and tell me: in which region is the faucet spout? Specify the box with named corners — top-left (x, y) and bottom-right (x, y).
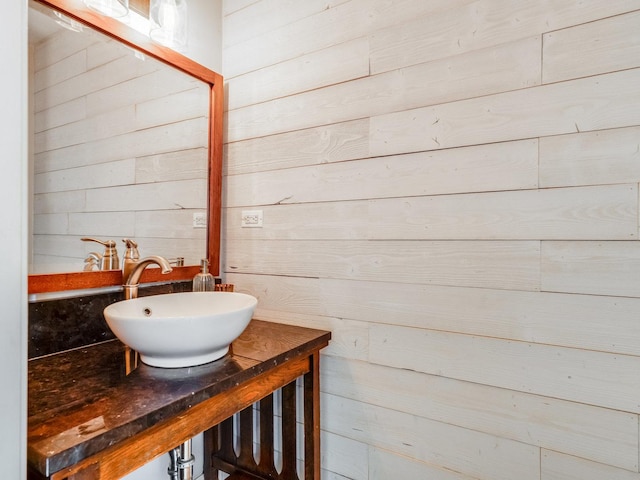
top-left (123, 255), bottom-right (173, 300)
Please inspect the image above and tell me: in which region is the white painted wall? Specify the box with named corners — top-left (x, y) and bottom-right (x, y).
top-left (187, 0), bottom-right (222, 72)
top-left (222, 1), bottom-right (640, 478)
top-left (1, 0), bottom-right (28, 478)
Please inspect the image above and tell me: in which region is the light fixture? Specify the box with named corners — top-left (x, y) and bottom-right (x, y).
top-left (149, 0), bottom-right (188, 50)
top-left (84, 0), bottom-right (129, 18)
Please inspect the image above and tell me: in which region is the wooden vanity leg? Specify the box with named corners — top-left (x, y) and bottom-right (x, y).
top-left (257, 394), bottom-right (277, 477)
top-left (238, 406), bottom-right (258, 470)
top-left (203, 426), bottom-right (218, 480)
top-left (280, 381), bottom-right (298, 479)
top-left (304, 352), bottom-right (321, 480)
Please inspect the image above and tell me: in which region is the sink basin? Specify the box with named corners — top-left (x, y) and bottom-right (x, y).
top-left (103, 292), bottom-right (257, 368)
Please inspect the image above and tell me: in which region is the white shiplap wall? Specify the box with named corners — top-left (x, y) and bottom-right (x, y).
top-left (222, 1), bottom-right (640, 478)
top-left (31, 27), bottom-right (209, 271)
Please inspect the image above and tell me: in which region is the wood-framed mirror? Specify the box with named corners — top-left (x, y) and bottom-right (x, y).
top-left (28, 0), bottom-right (223, 295)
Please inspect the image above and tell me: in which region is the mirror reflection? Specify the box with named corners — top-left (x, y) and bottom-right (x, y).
top-left (28, 0), bottom-right (209, 274)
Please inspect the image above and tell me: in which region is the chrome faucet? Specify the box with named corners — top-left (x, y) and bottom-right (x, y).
top-left (122, 239), bottom-right (173, 299)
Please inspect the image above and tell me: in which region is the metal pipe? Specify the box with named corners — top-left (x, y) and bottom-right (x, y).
top-left (167, 439), bottom-right (194, 480)
top-left (178, 439), bottom-right (195, 480)
top-left (167, 447), bottom-right (179, 480)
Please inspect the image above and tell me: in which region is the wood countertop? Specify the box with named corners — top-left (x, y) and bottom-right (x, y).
top-left (28, 320), bottom-right (331, 478)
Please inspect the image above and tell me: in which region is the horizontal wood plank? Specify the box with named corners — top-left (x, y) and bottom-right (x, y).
top-left (230, 273), bottom-right (640, 357)
top-left (135, 147), bottom-right (208, 183)
top-left (34, 97), bottom-right (86, 134)
top-left (222, 0), bottom-right (473, 78)
top-left (370, 0), bottom-right (640, 74)
top-left (322, 393), bottom-right (540, 480)
top-left (225, 239), bottom-right (540, 291)
top-left (34, 158), bottom-right (135, 194)
top-left (34, 53), bottom-right (157, 112)
top-left (35, 117), bottom-right (207, 174)
top-left (369, 323), bottom-right (640, 412)
top-left (227, 36), bottom-right (541, 142)
top-left (69, 211), bottom-right (136, 238)
top-left (321, 431), bottom-right (368, 480)
top-left (369, 447), bottom-right (477, 480)
top-left (539, 126), bottom-right (640, 188)
top-left (543, 10), bottom-right (640, 84)
top-left (223, 0), bottom-right (350, 48)
top-left (369, 68), bottom-right (640, 156)
top-left (322, 356), bottom-right (639, 470)
top-left (224, 119), bottom-right (369, 176)
top-left (222, 0), bottom-right (258, 17)
top-left (541, 449), bottom-right (640, 480)
top-left (35, 105), bottom-right (136, 153)
top-left (33, 50), bottom-right (86, 93)
top-left (85, 178), bottom-right (207, 212)
top-left (33, 25), bottom-right (96, 70)
top-left (225, 139), bottom-right (538, 206)
top-left (227, 38), bottom-right (369, 110)
top-left (225, 184), bottom-right (637, 240)
top-left (542, 241), bottom-right (640, 297)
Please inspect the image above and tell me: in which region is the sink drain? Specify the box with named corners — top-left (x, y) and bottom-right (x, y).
top-left (143, 307), bottom-right (152, 317)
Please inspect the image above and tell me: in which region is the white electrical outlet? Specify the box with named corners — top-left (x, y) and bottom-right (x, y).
top-left (193, 212), bottom-right (207, 228)
top-left (241, 210), bottom-right (263, 228)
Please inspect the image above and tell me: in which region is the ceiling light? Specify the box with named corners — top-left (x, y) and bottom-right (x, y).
top-left (149, 0), bottom-right (187, 50)
top-left (84, 0), bottom-right (129, 18)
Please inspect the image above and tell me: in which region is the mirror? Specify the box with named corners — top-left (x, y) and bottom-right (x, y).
top-left (28, 0), bottom-right (223, 294)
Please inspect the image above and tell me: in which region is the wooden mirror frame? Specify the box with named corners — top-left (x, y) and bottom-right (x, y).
top-left (28, 0), bottom-right (223, 294)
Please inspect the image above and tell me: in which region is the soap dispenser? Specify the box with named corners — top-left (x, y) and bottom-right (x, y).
top-left (193, 259), bottom-right (214, 292)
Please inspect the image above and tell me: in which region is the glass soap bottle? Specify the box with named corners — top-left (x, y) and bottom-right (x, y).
top-left (193, 259), bottom-right (215, 292)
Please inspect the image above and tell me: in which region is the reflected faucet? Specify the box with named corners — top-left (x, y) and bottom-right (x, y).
top-left (123, 254), bottom-right (173, 300)
top-left (83, 252), bottom-right (101, 271)
top-left (81, 237), bottom-right (119, 270)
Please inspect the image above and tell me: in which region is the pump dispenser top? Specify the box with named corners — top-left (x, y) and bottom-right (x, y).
top-left (193, 259), bottom-right (215, 292)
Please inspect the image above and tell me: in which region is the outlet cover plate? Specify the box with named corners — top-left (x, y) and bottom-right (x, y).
top-left (241, 210), bottom-right (263, 228)
top-left (193, 212), bottom-right (207, 228)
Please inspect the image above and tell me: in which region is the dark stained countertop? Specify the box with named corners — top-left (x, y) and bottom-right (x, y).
top-left (28, 320), bottom-right (331, 478)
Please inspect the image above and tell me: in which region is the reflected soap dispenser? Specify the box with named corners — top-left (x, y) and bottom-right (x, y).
top-left (193, 259), bottom-right (215, 292)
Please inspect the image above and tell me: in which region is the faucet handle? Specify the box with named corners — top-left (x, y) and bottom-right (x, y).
top-left (80, 238), bottom-right (119, 270)
top-left (122, 239), bottom-right (141, 281)
top-left (122, 238), bottom-right (140, 260)
top-left (169, 257), bottom-right (184, 267)
top-left (81, 237), bottom-right (115, 248)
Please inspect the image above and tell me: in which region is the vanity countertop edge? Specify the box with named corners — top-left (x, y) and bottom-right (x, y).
top-left (27, 319), bottom-right (331, 478)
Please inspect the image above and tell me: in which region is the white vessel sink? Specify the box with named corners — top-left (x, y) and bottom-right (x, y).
top-left (104, 292), bottom-right (257, 368)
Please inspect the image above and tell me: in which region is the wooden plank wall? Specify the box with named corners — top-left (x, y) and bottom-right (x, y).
top-left (221, 1), bottom-right (640, 478)
top-left (32, 26), bottom-right (209, 271)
